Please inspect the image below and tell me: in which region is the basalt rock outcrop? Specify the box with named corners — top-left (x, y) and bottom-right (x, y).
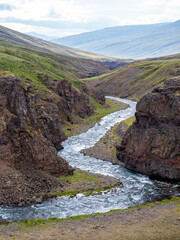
top-left (0, 75), bottom-right (75, 205)
top-left (46, 79), bottom-right (102, 123)
top-left (117, 77), bottom-right (180, 181)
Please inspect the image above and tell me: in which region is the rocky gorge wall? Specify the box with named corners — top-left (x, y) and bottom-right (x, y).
top-left (117, 77), bottom-right (180, 181)
top-left (0, 75), bottom-right (102, 205)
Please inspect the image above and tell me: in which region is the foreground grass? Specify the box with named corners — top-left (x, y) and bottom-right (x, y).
top-left (1, 197), bottom-right (180, 240)
top-left (3, 197), bottom-right (178, 228)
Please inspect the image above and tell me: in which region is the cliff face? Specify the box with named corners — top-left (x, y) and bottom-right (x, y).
top-left (0, 74), bottom-right (104, 205)
top-left (0, 76), bottom-right (75, 204)
top-left (117, 77), bottom-right (180, 181)
top-left (46, 79), bottom-right (103, 123)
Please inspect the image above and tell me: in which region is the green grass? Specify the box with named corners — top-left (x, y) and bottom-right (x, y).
top-left (8, 197), bottom-right (179, 228)
top-left (57, 169), bottom-right (102, 184)
top-left (0, 42), bottom-right (82, 98)
top-left (0, 40), bottom-right (111, 115)
top-left (43, 169), bottom-right (119, 199)
top-left (84, 56), bottom-right (180, 101)
top-left (123, 116), bottom-right (136, 126)
top-left (0, 24), bottom-right (119, 61)
top-left (82, 70), bottom-right (120, 82)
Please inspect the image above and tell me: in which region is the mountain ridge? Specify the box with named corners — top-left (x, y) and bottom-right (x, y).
top-left (53, 20), bottom-right (180, 59)
top-left (0, 24), bottom-right (118, 61)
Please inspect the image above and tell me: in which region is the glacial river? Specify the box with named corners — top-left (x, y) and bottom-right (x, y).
top-left (0, 97), bottom-right (180, 222)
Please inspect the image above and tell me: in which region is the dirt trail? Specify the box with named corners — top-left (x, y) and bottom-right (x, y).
top-left (0, 199), bottom-right (180, 240)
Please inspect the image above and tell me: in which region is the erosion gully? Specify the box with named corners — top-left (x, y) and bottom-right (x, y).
top-left (0, 97), bottom-right (180, 222)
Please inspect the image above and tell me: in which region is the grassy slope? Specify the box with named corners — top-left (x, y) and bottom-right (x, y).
top-left (0, 40), bottom-right (114, 101)
top-left (0, 41), bottom-right (81, 99)
top-left (0, 40), bottom-right (129, 133)
top-left (0, 24), bottom-right (118, 61)
top-left (83, 54), bottom-right (180, 101)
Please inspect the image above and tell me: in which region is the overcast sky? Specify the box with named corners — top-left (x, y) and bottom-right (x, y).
top-left (0, 0), bottom-right (180, 37)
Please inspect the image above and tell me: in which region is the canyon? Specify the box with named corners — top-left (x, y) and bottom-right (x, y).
top-left (117, 77), bottom-right (180, 181)
top-left (0, 74), bottom-right (104, 205)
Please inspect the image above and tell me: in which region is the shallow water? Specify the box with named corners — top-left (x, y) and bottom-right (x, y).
top-left (0, 97), bottom-right (179, 222)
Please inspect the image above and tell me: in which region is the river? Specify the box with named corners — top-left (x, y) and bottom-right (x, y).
top-left (0, 97), bottom-right (179, 222)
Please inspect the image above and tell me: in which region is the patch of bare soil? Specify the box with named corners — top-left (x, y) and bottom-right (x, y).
top-left (0, 199), bottom-right (180, 240)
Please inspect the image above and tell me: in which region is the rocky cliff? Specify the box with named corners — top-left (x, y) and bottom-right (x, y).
top-left (0, 74), bottom-right (101, 205)
top-left (46, 79), bottom-right (97, 123)
top-left (117, 77), bottom-right (180, 181)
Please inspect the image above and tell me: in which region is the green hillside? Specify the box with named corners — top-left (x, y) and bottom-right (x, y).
top-left (83, 54), bottom-right (180, 101)
top-left (0, 38), bottom-right (118, 100)
top-left (0, 41), bottom-right (81, 99)
top-left (0, 24), bottom-right (118, 61)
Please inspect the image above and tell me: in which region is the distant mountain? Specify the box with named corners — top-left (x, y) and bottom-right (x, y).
top-left (27, 32), bottom-right (57, 41)
top-left (53, 21), bottom-right (180, 59)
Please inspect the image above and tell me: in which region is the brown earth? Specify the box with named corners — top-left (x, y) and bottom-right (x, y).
top-left (0, 198), bottom-right (180, 240)
top-left (117, 77), bottom-right (180, 181)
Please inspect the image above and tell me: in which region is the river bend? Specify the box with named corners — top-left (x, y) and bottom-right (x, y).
top-left (0, 97), bottom-right (179, 222)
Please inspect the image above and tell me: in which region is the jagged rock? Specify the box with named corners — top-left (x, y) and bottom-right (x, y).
top-left (46, 79), bottom-right (96, 122)
top-left (80, 82), bottom-right (105, 105)
top-left (0, 75), bottom-right (74, 205)
top-left (117, 77), bottom-right (180, 181)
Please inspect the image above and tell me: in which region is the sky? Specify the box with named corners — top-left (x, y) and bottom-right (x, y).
top-left (0, 0), bottom-right (180, 38)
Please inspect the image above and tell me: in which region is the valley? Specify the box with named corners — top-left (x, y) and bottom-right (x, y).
top-left (0, 21), bottom-right (180, 240)
top-left (54, 20), bottom-right (180, 59)
top-left (83, 54), bottom-right (180, 101)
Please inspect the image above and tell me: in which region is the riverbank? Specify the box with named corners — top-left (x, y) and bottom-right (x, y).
top-left (82, 116), bottom-right (135, 165)
top-left (1, 197), bottom-right (180, 240)
top-left (63, 98), bottom-right (129, 137)
top-left (55, 169), bottom-right (122, 198)
top-left (0, 98), bottom-right (128, 206)
top-left (0, 169), bottom-right (121, 207)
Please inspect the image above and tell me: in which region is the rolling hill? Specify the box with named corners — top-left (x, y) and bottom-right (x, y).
top-left (83, 54), bottom-right (180, 101)
top-left (53, 20), bottom-right (180, 59)
top-left (0, 24), bottom-right (118, 61)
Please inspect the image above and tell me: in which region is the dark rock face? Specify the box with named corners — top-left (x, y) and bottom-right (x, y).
top-left (80, 82), bottom-right (105, 105)
top-left (0, 76), bottom-right (74, 205)
top-left (46, 79), bottom-right (96, 122)
top-left (117, 77), bottom-right (180, 181)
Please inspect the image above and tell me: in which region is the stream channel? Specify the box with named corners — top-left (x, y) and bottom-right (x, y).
top-left (0, 96), bottom-right (180, 222)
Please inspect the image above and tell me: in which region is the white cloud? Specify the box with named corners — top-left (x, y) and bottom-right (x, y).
top-left (0, 21), bottom-right (86, 37)
top-left (0, 0), bottom-right (179, 36)
top-left (0, 0), bottom-right (88, 22)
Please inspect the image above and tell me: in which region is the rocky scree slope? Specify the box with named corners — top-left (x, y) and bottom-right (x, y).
top-left (0, 74), bottom-right (101, 205)
top-left (117, 77), bottom-right (180, 181)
